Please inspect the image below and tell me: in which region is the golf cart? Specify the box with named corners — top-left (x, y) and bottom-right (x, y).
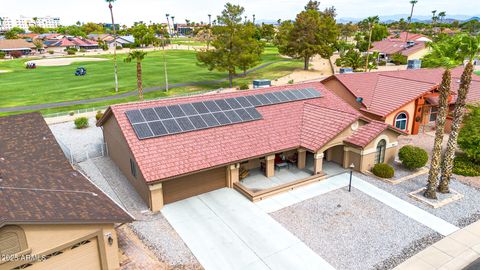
top-left (26, 63), bottom-right (37, 69)
top-left (75, 67), bottom-right (87, 76)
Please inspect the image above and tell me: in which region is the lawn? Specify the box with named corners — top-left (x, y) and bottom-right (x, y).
top-left (475, 71), bottom-right (480, 76)
top-left (0, 46), bottom-right (301, 113)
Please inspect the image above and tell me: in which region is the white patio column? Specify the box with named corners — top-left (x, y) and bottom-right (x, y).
top-left (313, 152), bottom-right (324, 175)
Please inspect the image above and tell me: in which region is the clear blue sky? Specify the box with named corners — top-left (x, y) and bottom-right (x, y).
top-left (3, 0), bottom-right (479, 25)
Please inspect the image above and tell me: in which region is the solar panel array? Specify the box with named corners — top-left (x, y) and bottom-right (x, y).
top-left (126, 88), bottom-right (321, 139)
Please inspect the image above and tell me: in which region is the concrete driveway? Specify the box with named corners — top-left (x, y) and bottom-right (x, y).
top-left (161, 188), bottom-right (335, 270)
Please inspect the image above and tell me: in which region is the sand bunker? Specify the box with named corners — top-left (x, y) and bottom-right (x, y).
top-left (0, 70), bottom-right (11, 73)
top-left (26, 57), bottom-right (107, 67)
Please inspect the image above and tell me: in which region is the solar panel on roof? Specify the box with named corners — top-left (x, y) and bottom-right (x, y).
top-left (245, 107), bottom-right (262, 120)
top-left (192, 102), bottom-right (209, 114)
top-left (140, 108), bottom-right (159, 121)
top-left (306, 88), bottom-right (321, 97)
top-left (212, 112), bottom-right (231, 125)
top-left (235, 96), bottom-right (252, 108)
top-left (273, 92), bottom-right (289, 102)
top-left (162, 119), bottom-right (182, 134)
top-left (224, 110), bottom-right (242, 123)
top-left (132, 123), bottom-right (153, 139)
top-left (189, 115), bottom-right (208, 129)
top-left (176, 117), bottom-right (196, 131)
top-left (225, 98), bottom-right (242, 109)
top-left (234, 108), bottom-right (253, 121)
top-left (264, 92), bottom-right (280, 103)
top-left (167, 105), bottom-right (186, 118)
top-left (154, 107), bottom-right (173, 119)
top-left (148, 121), bottom-right (168, 136)
top-left (245, 95), bottom-right (262, 106)
top-left (126, 110), bottom-right (145, 124)
top-left (291, 89), bottom-right (307, 99)
top-left (203, 100), bottom-right (222, 112)
top-left (299, 88), bottom-right (315, 98)
top-left (283, 90), bottom-right (297, 100)
top-left (214, 99), bottom-right (232, 111)
top-left (179, 103), bottom-right (198, 116)
top-left (255, 94), bottom-right (271, 105)
top-left (201, 113), bottom-right (220, 127)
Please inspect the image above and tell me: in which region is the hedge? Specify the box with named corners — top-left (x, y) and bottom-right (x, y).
top-left (398, 145), bottom-right (428, 170)
top-left (372, 163), bottom-right (395, 179)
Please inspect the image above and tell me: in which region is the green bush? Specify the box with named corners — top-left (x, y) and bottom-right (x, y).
top-left (398, 145), bottom-right (428, 170)
top-left (453, 155), bottom-right (480, 177)
top-left (95, 111), bottom-right (104, 121)
top-left (390, 53), bottom-right (408, 65)
top-left (239, 83), bottom-right (249, 90)
top-left (48, 50), bottom-right (54, 55)
top-left (372, 163), bottom-right (395, 179)
top-left (66, 49), bottom-right (76, 55)
top-left (458, 106), bottom-right (480, 163)
top-left (68, 111), bottom-right (75, 116)
top-left (288, 79), bottom-right (294, 84)
top-left (0, 52), bottom-right (5, 59)
top-left (79, 48), bottom-right (86, 53)
top-left (74, 117), bottom-right (89, 129)
top-left (116, 46), bottom-right (123, 50)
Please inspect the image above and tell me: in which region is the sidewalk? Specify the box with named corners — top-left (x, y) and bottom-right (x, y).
top-left (394, 220), bottom-right (480, 269)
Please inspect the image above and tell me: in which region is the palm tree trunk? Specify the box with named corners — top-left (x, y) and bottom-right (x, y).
top-left (137, 61), bottom-right (144, 101)
top-left (109, 4), bottom-right (119, 93)
top-left (424, 69), bottom-right (451, 199)
top-left (304, 56), bottom-right (310, 70)
top-left (439, 62), bottom-right (474, 193)
top-left (228, 72), bottom-right (233, 88)
top-left (365, 27), bottom-right (373, 71)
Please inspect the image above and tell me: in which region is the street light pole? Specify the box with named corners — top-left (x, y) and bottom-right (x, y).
top-left (348, 163), bottom-right (355, 192)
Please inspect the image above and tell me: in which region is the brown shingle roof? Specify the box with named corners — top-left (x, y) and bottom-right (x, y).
top-left (0, 39), bottom-right (36, 50)
top-left (0, 113), bottom-right (133, 226)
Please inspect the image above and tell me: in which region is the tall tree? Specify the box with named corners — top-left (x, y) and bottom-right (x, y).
top-left (208, 14), bottom-right (212, 25)
top-left (196, 3), bottom-right (263, 87)
top-left (130, 23), bottom-right (155, 46)
top-left (171, 16), bottom-right (176, 37)
top-left (276, 1), bottom-right (338, 70)
top-left (439, 35), bottom-right (480, 193)
top-left (405, 0), bottom-right (418, 42)
top-left (362, 16), bottom-right (379, 71)
top-left (165, 14), bottom-right (171, 35)
top-left (106, 0), bottom-right (119, 93)
top-left (438, 11), bottom-right (446, 23)
top-left (124, 50), bottom-right (148, 101)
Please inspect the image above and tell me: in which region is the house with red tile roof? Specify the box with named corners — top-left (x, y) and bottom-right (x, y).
top-left (369, 32), bottom-right (432, 63)
top-left (322, 67), bottom-right (480, 135)
top-left (97, 82), bottom-right (403, 211)
top-left (0, 113), bottom-right (133, 269)
top-left (45, 36), bottom-right (99, 52)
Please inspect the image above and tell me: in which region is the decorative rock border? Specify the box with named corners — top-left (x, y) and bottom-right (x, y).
top-left (408, 187), bottom-right (464, 208)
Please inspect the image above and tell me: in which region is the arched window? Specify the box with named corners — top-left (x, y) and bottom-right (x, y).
top-left (375, 139), bottom-right (387, 164)
top-left (395, 112), bottom-right (408, 130)
top-left (0, 226), bottom-right (28, 257)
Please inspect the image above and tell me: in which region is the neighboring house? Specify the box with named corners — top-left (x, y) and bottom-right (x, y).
top-left (322, 67), bottom-right (480, 135)
top-left (369, 31), bottom-right (432, 62)
top-left (0, 113), bottom-right (133, 269)
top-left (97, 82), bottom-right (404, 211)
top-left (0, 39), bottom-right (36, 56)
top-left (88, 34), bottom-right (134, 48)
top-left (45, 37), bottom-right (99, 52)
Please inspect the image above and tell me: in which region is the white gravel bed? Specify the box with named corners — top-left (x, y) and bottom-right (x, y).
top-left (390, 162), bottom-right (425, 180)
top-left (49, 117), bottom-right (103, 156)
top-left (78, 156), bottom-right (201, 268)
top-left (356, 172), bottom-right (480, 227)
top-left (270, 187), bottom-right (437, 270)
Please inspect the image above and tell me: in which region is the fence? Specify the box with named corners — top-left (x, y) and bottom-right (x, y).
top-left (57, 139), bottom-right (108, 164)
top-left (43, 106), bottom-right (108, 119)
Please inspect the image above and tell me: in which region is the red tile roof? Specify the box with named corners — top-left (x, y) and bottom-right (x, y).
top-left (344, 121), bottom-right (390, 147)
top-left (369, 39), bottom-right (427, 56)
top-left (101, 82), bottom-right (373, 183)
top-left (387, 32), bottom-right (430, 42)
top-left (50, 37), bottom-right (98, 47)
top-left (325, 67), bottom-right (480, 118)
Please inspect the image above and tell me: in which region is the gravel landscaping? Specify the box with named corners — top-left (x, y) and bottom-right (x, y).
top-left (78, 156), bottom-right (202, 269)
top-left (270, 187), bottom-right (437, 270)
top-left (356, 172), bottom-right (480, 227)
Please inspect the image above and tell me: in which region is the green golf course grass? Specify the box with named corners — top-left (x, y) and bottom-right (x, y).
top-left (0, 46), bottom-right (301, 113)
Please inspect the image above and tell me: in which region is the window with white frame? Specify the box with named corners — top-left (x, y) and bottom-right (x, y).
top-left (395, 112), bottom-right (408, 130)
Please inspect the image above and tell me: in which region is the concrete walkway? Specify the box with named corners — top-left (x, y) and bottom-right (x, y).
top-left (161, 188), bottom-right (335, 270)
top-left (395, 220), bottom-right (480, 269)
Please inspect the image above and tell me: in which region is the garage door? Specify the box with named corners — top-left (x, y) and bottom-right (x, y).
top-left (163, 167), bottom-right (226, 204)
top-left (29, 238), bottom-right (101, 270)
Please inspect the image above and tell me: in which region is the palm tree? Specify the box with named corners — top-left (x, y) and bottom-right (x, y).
top-left (32, 17), bottom-right (38, 27)
top-left (438, 11), bottom-right (446, 23)
top-left (106, 0), bottom-right (119, 93)
top-left (208, 14), bottom-right (212, 25)
top-left (165, 14), bottom-right (171, 35)
top-left (171, 16), bottom-right (176, 37)
top-left (253, 14), bottom-right (256, 25)
top-left (431, 10), bottom-right (438, 27)
top-left (336, 49), bottom-right (364, 71)
top-left (363, 16), bottom-right (379, 72)
top-left (439, 35), bottom-right (480, 193)
top-left (405, 0), bottom-right (418, 43)
top-left (124, 50), bottom-right (148, 101)
top-left (425, 69), bottom-right (452, 199)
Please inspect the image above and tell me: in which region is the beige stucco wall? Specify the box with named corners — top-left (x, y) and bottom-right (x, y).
top-left (102, 116), bottom-right (151, 207)
top-left (384, 100), bottom-right (416, 134)
top-left (360, 129), bottom-right (400, 172)
top-left (407, 47), bottom-right (431, 61)
top-left (0, 223), bottom-right (119, 270)
top-left (322, 79), bottom-right (364, 111)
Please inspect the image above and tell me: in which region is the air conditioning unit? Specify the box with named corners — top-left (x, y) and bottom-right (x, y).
top-left (253, 79), bottom-right (271, 89)
top-left (339, 68), bottom-right (353, 74)
top-left (407, 59), bottom-right (422, 69)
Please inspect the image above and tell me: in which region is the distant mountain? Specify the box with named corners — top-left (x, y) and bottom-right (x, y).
top-left (337, 14), bottom-right (479, 23)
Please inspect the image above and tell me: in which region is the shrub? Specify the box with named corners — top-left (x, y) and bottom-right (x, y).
top-left (74, 117), bottom-right (89, 129)
top-left (288, 79), bottom-right (294, 84)
top-left (398, 145), bottom-right (428, 170)
top-left (116, 46), bottom-right (123, 50)
top-left (48, 50), bottom-right (54, 55)
top-left (66, 49), bottom-right (76, 55)
top-left (378, 60), bottom-right (387, 66)
top-left (390, 53), bottom-right (408, 65)
top-left (95, 111), bottom-right (104, 121)
top-left (0, 52), bottom-right (5, 59)
top-left (9, 51), bottom-right (23, 58)
top-left (239, 83), bottom-right (249, 90)
top-left (453, 155), bottom-right (480, 177)
top-left (372, 163), bottom-right (395, 178)
top-left (458, 105), bottom-right (480, 163)
top-left (79, 48), bottom-right (86, 53)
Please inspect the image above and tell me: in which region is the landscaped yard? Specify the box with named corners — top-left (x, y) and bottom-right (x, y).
top-left (0, 46), bottom-right (302, 114)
